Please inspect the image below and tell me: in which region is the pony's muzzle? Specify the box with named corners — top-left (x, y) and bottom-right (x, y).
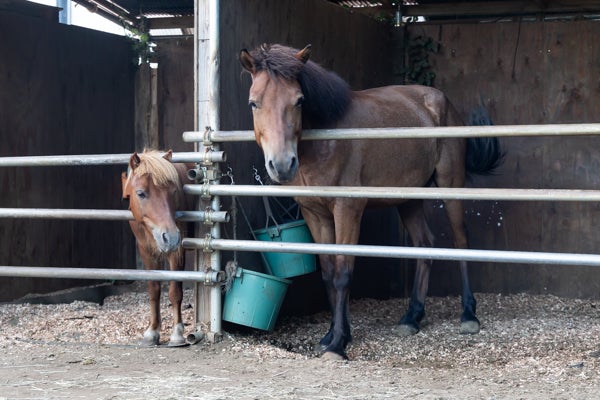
top-left (153, 228), bottom-right (181, 253)
top-left (266, 155), bottom-right (298, 183)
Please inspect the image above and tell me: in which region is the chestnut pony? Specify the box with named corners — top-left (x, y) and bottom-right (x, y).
top-left (121, 150), bottom-right (191, 346)
top-left (240, 44), bottom-right (503, 360)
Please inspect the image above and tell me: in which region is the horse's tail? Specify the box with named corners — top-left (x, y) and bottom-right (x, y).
top-left (464, 101), bottom-right (504, 175)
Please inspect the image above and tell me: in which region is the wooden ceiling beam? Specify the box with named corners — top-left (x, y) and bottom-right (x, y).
top-left (402, 1), bottom-right (600, 18)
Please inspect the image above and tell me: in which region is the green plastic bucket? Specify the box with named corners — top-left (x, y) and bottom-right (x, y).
top-left (222, 268), bottom-right (291, 331)
top-left (253, 220), bottom-right (316, 278)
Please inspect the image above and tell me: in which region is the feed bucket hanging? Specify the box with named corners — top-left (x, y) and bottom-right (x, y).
top-left (253, 219), bottom-right (316, 278)
top-left (222, 268), bottom-right (291, 331)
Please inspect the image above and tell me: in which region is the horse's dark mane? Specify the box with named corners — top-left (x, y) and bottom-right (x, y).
top-left (249, 44), bottom-right (352, 126)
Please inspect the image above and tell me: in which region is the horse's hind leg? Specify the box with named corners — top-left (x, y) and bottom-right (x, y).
top-left (167, 252), bottom-right (186, 346)
top-left (434, 148), bottom-right (480, 334)
top-left (396, 200), bottom-right (434, 336)
top-left (443, 198), bottom-right (480, 334)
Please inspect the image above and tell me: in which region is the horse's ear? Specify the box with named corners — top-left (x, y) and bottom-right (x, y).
top-left (295, 44), bottom-right (311, 64)
top-left (239, 49), bottom-right (256, 74)
top-left (121, 171), bottom-right (130, 199)
top-left (129, 152), bottom-right (141, 170)
top-left (163, 149), bottom-right (173, 161)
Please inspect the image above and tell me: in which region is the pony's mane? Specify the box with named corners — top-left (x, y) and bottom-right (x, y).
top-left (134, 150), bottom-right (181, 189)
top-left (249, 44), bottom-right (352, 126)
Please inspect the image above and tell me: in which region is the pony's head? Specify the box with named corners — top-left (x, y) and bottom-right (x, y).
top-left (239, 43), bottom-right (351, 183)
top-left (121, 150), bottom-right (182, 253)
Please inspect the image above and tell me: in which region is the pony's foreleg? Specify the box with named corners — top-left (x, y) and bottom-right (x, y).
top-left (318, 203), bottom-right (364, 360)
top-left (138, 246), bottom-right (162, 346)
top-left (300, 206), bottom-right (354, 359)
top-left (167, 251), bottom-right (186, 346)
top-left (444, 199), bottom-right (479, 334)
top-left (397, 201), bottom-right (434, 336)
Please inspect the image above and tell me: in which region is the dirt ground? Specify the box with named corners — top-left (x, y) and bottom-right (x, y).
top-left (1, 285), bottom-right (599, 399)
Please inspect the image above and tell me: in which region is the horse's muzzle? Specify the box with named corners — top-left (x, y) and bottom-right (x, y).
top-left (266, 155), bottom-right (298, 183)
top-left (152, 228), bottom-right (181, 253)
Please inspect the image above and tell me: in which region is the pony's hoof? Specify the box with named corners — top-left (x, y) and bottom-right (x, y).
top-left (460, 320), bottom-right (480, 334)
top-left (321, 351), bottom-right (346, 361)
top-left (139, 337), bottom-right (159, 347)
top-left (167, 339), bottom-right (189, 347)
top-left (141, 328), bottom-right (160, 346)
top-left (392, 324), bottom-right (419, 337)
top-left (168, 323), bottom-right (186, 347)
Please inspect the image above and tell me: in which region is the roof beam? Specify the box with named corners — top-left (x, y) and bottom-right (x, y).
top-left (402, 1), bottom-right (600, 19)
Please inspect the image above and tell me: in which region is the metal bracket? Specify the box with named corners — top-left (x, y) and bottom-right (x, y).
top-left (200, 181), bottom-right (211, 199)
top-left (202, 233), bottom-right (213, 253)
top-left (203, 126), bottom-right (213, 147)
top-left (203, 207), bottom-right (213, 225)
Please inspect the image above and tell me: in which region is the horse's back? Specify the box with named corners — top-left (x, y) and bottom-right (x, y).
top-left (304, 85), bottom-right (462, 188)
top-left (339, 85), bottom-right (462, 129)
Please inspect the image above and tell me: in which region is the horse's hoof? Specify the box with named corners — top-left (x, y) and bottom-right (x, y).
top-left (141, 328), bottom-right (160, 346)
top-left (392, 324), bottom-right (419, 337)
top-left (167, 339), bottom-right (189, 348)
top-left (313, 343), bottom-right (327, 354)
top-left (321, 351), bottom-right (346, 361)
top-left (168, 323), bottom-right (186, 347)
top-left (460, 320), bottom-right (480, 334)
top-left (139, 338), bottom-right (159, 347)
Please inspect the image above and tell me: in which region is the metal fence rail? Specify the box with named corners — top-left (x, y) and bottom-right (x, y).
top-left (183, 238), bottom-right (600, 267)
top-left (183, 123), bottom-right (600, 143)
top-left (185, 184), bottom-right (600, 202)
top-left (0, 208), bottom-right (230, 222)
top-left (0, 266), bottom-right (224, 283)
top-left (0, 151), bottom-right (224, 167)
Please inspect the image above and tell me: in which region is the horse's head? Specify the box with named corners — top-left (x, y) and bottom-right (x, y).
top-left (121, 150), bottom-right (182, 254)
top-left (239, 44), bottom-right (312, 183)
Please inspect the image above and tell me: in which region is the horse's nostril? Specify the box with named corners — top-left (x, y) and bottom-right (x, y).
top-left (268, 159), bottom-right (275, 171)
top-left (290, 156), bottom-right (297, 170)
top-left (162, 232), bottom-right (169, 243)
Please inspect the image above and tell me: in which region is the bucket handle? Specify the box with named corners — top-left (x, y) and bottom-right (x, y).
top-left (262, 196), bottom-right (281, 235)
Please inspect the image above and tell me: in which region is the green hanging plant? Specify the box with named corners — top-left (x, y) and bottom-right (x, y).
top-left (401, 34), bottom-right (439, 86)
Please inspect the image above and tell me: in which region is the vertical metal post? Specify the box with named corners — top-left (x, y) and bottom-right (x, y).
top-left (194, 0), bottom-right (222, 341)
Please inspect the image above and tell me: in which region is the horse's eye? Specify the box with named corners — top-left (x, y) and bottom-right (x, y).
top-left (136, 190), bottom-right (147, 199)
top-left (295, 96), bottom-right (304, 107)
top-left (248, 101), bottom-right (258, 110)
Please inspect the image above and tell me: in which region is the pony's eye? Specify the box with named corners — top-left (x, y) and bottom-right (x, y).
top-left (248, 101), bottom-right (258, 110)
top-left (295, 96), bottom-right (304, 107)
top-left (136, 190), bottom-right (147, 199)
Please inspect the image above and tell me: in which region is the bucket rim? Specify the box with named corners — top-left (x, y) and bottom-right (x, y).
top-left (237, 268), bottom-right (292, 284)
top-left (252, 219), bottom-right (308, 235)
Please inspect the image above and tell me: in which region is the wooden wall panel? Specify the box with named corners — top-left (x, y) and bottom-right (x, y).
top-left (409, 21), bottom-right (600, 298)
top-left (0, 8), bottom-right (136, 301)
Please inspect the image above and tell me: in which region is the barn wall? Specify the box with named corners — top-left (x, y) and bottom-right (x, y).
top-left (407, 20), bottom-right (600, 298)
top-left (0, 6), bottom-right (136, 301)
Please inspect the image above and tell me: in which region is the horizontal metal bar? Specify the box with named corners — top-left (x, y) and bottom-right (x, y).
top-left (184, 184), bottom-right (600, 202)
top-left (0, 151), bottom-right (217, 167)
top-left (182, 123), bottom-right (600, 143)
top-left (0, 266), bottom-right (225, 283)
top-left (0, 208), bottom-right (229, 223)
top-left (182, 238), bottom-right (600, 267)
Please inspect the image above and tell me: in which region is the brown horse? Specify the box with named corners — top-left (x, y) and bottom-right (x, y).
top-left (240, 44), bottom-right (503, 360)
top-left (121, 150), bottom-right (191, 346)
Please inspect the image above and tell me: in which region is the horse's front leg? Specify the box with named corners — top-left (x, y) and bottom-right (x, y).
top-left (167, 251), bottom-right (186, 346)
top-left (306, 201), bottom-right (364, 360)
top-left (138, 245), bottom-right (162, 346)
top-left (320, 254), bottom-right (355, 360)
